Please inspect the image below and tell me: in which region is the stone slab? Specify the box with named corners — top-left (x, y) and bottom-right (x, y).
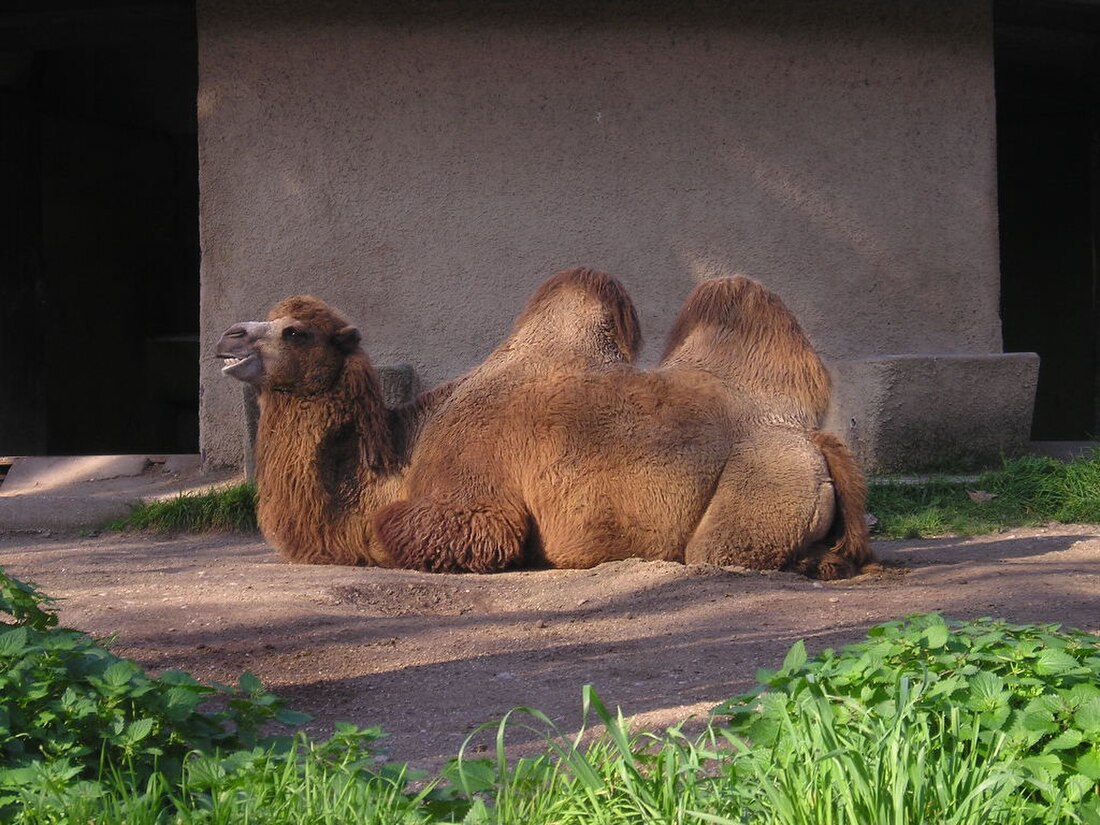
top-left (824, 353), bottom-right (1040, 473)
top-left (0, 455), bottom-right (241, 532)
top-left (0, 455), bottom-right (150, 496)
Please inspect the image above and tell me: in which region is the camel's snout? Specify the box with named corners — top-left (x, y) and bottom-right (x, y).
top-left (221, 323), bottom-right (249, 341)
top-left (216, 321), bottom-right (270, 384)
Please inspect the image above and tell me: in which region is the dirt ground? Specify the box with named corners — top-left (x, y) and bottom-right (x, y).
top-left (1, 526), bottom-right (1098, 770)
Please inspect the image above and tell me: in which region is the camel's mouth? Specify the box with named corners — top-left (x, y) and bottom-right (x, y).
top-left (218, 352), bottom-right (262, 383)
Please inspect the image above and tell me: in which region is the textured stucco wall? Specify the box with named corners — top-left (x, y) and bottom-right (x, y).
top-left (197, 0), bottom-right (1002, 468)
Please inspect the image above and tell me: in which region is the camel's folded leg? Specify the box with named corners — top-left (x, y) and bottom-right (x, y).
top-left (373, 496), bottom-right (528, 573)
top-left (782, 544), bottom-right (863, 580)
top-left (682, 434), bottom-right (835, 574)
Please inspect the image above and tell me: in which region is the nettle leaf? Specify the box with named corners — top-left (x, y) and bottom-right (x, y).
top-left (754, 668), bottom-right (777, 686)
top-left (1076, 698), bottom-right (1100, 735)
top-left (102, 660), bottom-right (137, 688)
top-left (1021, 753), bottom-right (1066, 784)
top-left (0, 766), bottom-right (37, 789)
top-left (1063, 773), bottom-right (1096, 803)
top-left (1035, 649), bottom-right (1087, 677)
top-left (972, 631), bottom-right (1006, 651)
top-left (238, 671), bottom-right (263, 695)
top-left (780, 640), bottom-right (807, 675)
top-left (274, 708), bottom-right (311, 726)
top-left (182, 755), bottom-right (226, 788)
top-left (1043, 729), bottom-right (1085, 752)
top-left (163, 686), bottom-right (203, 721)
top-left (157, 669), bottom-right (203, 687)
top-left (1065, 683), bottom-right (1100, 709)
top-left (0, 627), bottom-right (27, 658)
top-left (1076, 749), bottom-right (1100, 781)
top-left (124, 718), bottom-right (155, 744)
top-left (966, 672), bottom-right (1008, 711)
top-left (1022, 695), bottom-right (1062, 733)
top-left (923, 621), bottom-right (950, 649)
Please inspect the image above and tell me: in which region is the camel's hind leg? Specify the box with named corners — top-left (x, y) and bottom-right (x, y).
top-left (373, 495), bottom-right (529, 573)
top-left (682, 433), bottom-right (835, 573)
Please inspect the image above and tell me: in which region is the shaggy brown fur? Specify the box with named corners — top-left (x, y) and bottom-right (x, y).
top-left (376, 272), bottom-right (873, 579)
top-left (216, 295), bottom-right (454, 565)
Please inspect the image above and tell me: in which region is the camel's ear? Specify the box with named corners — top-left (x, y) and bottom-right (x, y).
top-left (332, 325), bottom-right (361, 354)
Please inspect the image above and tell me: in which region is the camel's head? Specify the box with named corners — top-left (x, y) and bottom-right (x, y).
top-left (216, 296), bottom-right (362, 395)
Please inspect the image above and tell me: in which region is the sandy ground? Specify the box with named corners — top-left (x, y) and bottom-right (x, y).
top-left (2, 525), bottom-right (1098, 769)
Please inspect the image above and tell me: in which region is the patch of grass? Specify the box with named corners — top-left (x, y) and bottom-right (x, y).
top-left (444, 615), bottom-right (1100, 824)
top-left (714, 613), bottom-right (1100, 823)
top-left (6, 564), bottom-right (1098, 823)
top-left (108, 482), bottom-right (258, 533)
top-left (869, 450), bottom-right (1100, 538)
top-left (11, 728), bottom-right (429, 825)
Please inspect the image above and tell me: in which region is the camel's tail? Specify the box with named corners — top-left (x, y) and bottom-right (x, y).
top-left (660, 276), bottom-right (830, 427)
top-left (789, 431), bottom-right (875, 580)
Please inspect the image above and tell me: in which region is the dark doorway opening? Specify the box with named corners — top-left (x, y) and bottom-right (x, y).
top-left (996, 0), bottom-right (1100, 441)
top-left (0, 2), bottom-right (198, 456)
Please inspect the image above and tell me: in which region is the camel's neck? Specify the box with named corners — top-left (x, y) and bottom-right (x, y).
top-left (253, 355), bottom-right (403, 566)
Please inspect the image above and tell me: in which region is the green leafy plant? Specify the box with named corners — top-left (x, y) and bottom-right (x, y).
top-left (0, 566), bottom-right (308, 818)
top-left (0, 573), bottom-right (57, 631)
top-left (714, 614), bottom-right (1100, 822)
top-left (12, 726), bottom-right (431, 825)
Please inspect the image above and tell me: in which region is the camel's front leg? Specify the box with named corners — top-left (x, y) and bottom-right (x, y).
top-left (373, 494), bottom-right (529, 573)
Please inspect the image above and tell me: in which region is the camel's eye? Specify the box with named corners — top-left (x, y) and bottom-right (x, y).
top-left (282, 326), bottom-right (309, 342)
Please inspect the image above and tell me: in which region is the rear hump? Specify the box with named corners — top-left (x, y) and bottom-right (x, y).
top-left (661, 276), bottom-right (830, 426)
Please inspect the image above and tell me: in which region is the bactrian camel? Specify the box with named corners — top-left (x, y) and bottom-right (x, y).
top-left (219, 269), bottom-right (872, 578)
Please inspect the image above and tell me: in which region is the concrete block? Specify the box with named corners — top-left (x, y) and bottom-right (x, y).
top-left (0, 455), bottom-right (150, 496)
top-left (824, 353), bottom-right (1040, 473)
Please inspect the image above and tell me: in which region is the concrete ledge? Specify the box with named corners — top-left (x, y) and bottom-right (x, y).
top-left (824, 353), bottom-right (1040, 473)
top-left (0, 455), bottom-right (237, 533)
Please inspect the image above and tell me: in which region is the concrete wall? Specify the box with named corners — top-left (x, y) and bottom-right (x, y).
top-left (197, 0), bottom-right (1003, 468)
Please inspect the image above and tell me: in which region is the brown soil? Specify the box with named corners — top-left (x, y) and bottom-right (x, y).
top-left (1, 527), bottom-right (1098, 769)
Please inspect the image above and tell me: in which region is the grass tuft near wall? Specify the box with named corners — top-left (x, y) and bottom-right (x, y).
top-left (109, 482), bottom-right (258, 533)
top-left (868, 450), bottom-right (1100, 538)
